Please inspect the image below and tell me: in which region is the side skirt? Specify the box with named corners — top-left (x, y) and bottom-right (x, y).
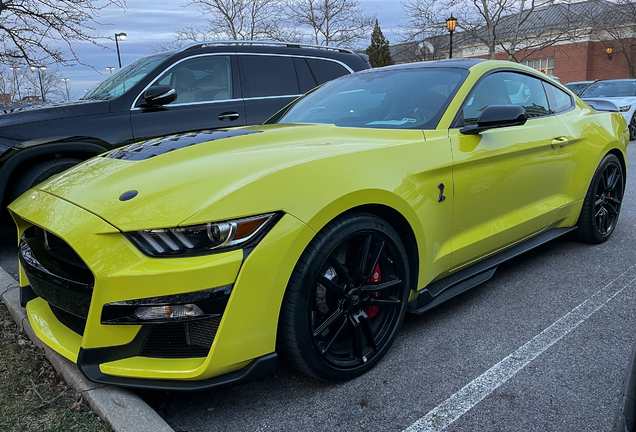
top-left (408, 227), bottom-right (577, 315)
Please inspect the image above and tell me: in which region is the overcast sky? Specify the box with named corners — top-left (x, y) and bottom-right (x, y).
top-left (55, 0), bottom-right (404, 99)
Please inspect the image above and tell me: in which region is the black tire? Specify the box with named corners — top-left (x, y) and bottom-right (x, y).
top-left (278, 212), bottom-right (411, 381)
top-left (576, 153), bottom-right (624, 243)
top-left (9, 158), bottom-right (82, 202)
top-left (630, 114), bottom-right (636, 141)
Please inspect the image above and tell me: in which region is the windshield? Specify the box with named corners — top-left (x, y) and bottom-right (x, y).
top-left (581, 81), bottom-right (636, 98)
top-left (82, 53), bottom-right (171, 100)
top-left (565, 83), bottom-right (591, 96)
top-left (278, 68), bottom-right (467, 129)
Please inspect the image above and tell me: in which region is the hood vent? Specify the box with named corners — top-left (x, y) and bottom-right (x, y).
top-left (105, 129), bottom-right (262, 161)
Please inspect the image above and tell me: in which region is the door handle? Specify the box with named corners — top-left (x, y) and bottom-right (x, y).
top-left (551, 137), bottom-right (569, 149)
top-left (218, 111), bottom-right (240, 121)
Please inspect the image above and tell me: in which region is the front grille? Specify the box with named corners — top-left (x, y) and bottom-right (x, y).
top-left (33, 227), bottom-right (93, 284)
top-left (50, 305), bottom-right (87, 336)
top-left (139, 317), bottom-right (221, 358)
top-left (20, 228), bottom-right (94, 334)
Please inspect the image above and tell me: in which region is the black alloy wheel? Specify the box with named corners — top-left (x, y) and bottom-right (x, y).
top-left (630, 114), bottom-right (636, 141)
top-left (577, 153), bottom-right (624, 243)
top-left (593, 159), bottom-right (623, 236)
top-left (278, 213), bottom-right (410, 381)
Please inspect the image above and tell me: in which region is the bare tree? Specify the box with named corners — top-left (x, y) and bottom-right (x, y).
top-left (0, 0), bottom-right (126, 66)
top-left (400, 0), bottom-right (581, 62)
top-left (496, 1), bottom-right (588, 63)
top-left (395, 1), bottom-right (448, 63)
top-left (151, 40), bottom-right (187, 53)
top-left (17, 67), bottom-right (65, 102)
top-left (177, 0), bottom-right (301, 42)
top-left (589, 0), bottom-right (636, 78)
top-left (284, 0), bottom-right (375, 47)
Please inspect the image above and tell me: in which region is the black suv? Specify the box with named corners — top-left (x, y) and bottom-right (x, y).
top-left (0, 41), bottom-right (370, 222)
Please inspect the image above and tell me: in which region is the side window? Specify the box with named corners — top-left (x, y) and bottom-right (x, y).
top-left (294, 57), bottom-right (318, 93)
top-left (307, 58), bottom-right (350, 84)
top-left (153, 55), bottom-right (232, 104)
top-left (156, 75), bottom-right (171, 86)
top-left (240, 55), bottom-right (299, 98)
top-left (463, 72), bottom-right (550, 125)
top-left (543, 82), bottom-right (573, 113)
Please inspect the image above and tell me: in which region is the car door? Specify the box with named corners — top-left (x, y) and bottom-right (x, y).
top-left (238, 54), bottom-right (309, 125)
top-left (448, 71), bottom-right (574, 268)
top-left (130, 54), bottom-right (246, 141)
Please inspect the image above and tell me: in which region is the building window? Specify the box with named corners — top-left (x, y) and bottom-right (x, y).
top-left (522, 58), bottom-right (554, 76)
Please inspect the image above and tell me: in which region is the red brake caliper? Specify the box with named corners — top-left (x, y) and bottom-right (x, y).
top-left (363, 264), bottom-right (381, 318)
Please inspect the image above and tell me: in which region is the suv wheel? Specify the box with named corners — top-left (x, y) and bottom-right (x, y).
top-left (9, 158), bottom-right (82, 203)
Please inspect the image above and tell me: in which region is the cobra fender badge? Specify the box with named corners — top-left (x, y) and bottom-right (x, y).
top-left (119, 190), bottom-right (138, 201)
top-left (438, 183), bottom-right (446, 203)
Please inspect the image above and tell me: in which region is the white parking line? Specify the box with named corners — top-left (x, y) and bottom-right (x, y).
top-left (403, 264), bottom-right (636, 432)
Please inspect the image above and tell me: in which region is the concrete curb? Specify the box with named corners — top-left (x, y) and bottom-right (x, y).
top-left (0, 267), bottom-right (174, 432)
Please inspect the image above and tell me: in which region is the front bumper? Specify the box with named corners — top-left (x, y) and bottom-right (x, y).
top-left (9, 189), bottom-right (314, 388)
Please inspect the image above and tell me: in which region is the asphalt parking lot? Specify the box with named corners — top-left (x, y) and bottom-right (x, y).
top-left (1, 147), bottom-right (636, 431)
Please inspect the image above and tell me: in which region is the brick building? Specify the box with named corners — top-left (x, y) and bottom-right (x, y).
top-left (390, 0), bottom-right (636, 84)
top-left (469, 40), bottom-right (636, 83)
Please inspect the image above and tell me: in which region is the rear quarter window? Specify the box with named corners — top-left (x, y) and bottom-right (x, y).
top-left (543, 82), bottom-right (573, 113)
top-left (307, 58), bottom-right (351, 84)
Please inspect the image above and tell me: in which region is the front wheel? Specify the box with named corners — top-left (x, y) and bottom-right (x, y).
top-left (629, 114), bottom-right (636, 141)
top-left (576, 153), bottom-right (624, 243)
top-left (278, 212), bottom-right (410, 381)
top-left (9, 157), bottom-right (82, 203)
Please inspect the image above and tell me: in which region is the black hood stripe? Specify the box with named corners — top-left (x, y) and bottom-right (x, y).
top-left (105, 129), bottom-right (263, 161)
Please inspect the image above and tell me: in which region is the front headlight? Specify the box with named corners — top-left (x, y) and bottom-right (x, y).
top-left (620, 105), bottom-right (632, 112)
top-left (126, 213), bottom-right (278, 257)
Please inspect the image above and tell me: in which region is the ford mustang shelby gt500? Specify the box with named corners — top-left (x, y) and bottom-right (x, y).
top-left (8, 59), bottom-right (628, 390)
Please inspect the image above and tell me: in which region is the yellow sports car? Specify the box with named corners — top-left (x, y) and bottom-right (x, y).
top-left (8, 59), bottom-right (628, 390)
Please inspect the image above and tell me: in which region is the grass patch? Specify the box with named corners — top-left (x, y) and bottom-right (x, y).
top-left (0, 301), bottom-right (111, 432)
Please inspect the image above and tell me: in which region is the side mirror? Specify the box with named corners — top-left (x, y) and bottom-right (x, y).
top-left (460, 105), bottom-right (528, 135)
top-left (143, 86), bottom-right (177, 106)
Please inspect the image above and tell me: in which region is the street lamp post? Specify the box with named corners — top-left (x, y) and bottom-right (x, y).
top-left (9, 66), bottom-right (21, 102)
top-left (106, 66), bottom-right (116, 74)
top-left (115, 33), bottom-right (127, 68)
top-left (446, 15), bottom-right (457, 59)
top-left (61, 78), bottom-right (70, 100)
top-left (29, 65), bottom-right (47, 102)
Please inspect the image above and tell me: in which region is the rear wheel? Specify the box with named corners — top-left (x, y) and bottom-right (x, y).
top-left (9, 158), bottom-right (81, 202)
top-left (576, 153), bottom-right (624, 243)
top-left (278, 212), bottom-right (410, 381)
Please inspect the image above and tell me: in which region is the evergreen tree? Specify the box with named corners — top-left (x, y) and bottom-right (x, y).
top-left (365, 19), bottom-right (393, 67)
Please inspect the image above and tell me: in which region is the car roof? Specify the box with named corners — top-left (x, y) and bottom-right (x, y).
top-left (382, 58), bottom-right (487, 71)
top-left (171, 41), bottom-right (367, 64)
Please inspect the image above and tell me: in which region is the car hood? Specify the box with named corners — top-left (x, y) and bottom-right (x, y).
top-left (582, 96), bottom-right (636, 109)
top-left (36, 124), bottom-right (424, 231)
top-left (0, 99), bottom-right (110, 127)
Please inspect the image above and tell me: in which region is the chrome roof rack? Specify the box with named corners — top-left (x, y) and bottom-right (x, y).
top-left (178, 40), bottom-right (354, 54)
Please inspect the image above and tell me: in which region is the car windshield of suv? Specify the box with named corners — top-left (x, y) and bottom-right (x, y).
top-left (278, 68), bottom-right (467, 129)
top-left (581, 81), bottom-right (636, 98)
top-left (565, 83), bottom-right (591, 96)
top-left (82, 53), bottom-right (171, 100)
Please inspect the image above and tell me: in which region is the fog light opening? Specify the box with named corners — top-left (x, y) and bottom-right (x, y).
top-left (134, 304), bottom-right (204, 321)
